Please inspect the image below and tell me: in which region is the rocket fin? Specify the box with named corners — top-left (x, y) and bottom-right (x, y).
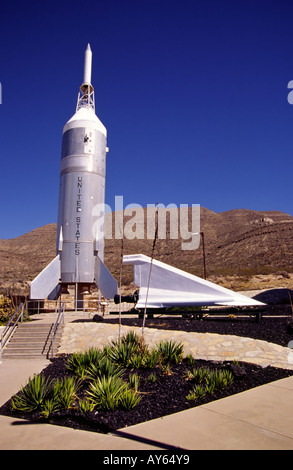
top-left (30, 255), bottom-right (61, 300)
top-left (95, 257), bottom-right (118, 299)
top-left (123, 254), bottom-right (265, 308)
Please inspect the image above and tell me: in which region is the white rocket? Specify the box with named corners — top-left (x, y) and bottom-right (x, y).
top-left (30, 44), bottom-right (118, 303)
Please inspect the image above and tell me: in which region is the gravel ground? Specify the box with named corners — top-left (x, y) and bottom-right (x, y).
top-left (1, 305), bottom-right (293, 434)
top-left (103, 305), bottom-right (293, 348)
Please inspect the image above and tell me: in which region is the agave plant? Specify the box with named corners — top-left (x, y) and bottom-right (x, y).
top-left (78, 398), bottom-right (95, 412)
top-left (11, 374), bottom-right (56, 413)
top-left (40, 398), bottom-right (60, 419)
top-left (156, 340), bottom-right (184, 364)
top-left (109, 343), bottom-right (132, 367)
top-left (54, 376), bottom-right (81, 410)
top-left (206, 369), bottom-right (234, 391)
top-left (87, 376), bottom-right (128, 411)
top-left (120, 388), bottom-right (142, 410)
top-left (186, 366), bottom-right (211, 384)
top-left (186, 384), bottom-right (207, 401)
top-left (128, 373), bottom-right (140, 391)
top-left (66, 348), bottom-right (104, 377)
top-left (143, 349), bottom-right (161, 369)
top-left (87, 357), bottom-right (123, 381)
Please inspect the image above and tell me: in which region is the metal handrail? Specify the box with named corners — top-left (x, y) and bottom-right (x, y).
top-left (0, 303), bottom-right (24, 363)
top-left (47, 302), bottom-right (65, 359)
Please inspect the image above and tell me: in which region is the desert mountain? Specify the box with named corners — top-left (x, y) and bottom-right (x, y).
top-left (0, 207), bottom-right (293, 294)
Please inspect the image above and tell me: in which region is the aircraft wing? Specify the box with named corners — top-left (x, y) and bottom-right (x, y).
top-left (123, 254), bottom-right (265, 308)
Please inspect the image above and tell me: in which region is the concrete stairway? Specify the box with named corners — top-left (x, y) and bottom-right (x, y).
top-left (2, 323), bottom-right (63, 359)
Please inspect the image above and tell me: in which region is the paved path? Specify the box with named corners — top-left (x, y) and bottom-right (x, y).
top-left (57, 316), bottom-right (293, 370)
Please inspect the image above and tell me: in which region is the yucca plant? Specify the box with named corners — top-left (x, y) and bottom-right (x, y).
top-left (54, 376), bottom-right (80, 411)
top-left (185, 354), bottom-right (196, 367)
top-left (156, 340), bottom-right (184, 364)
top-left (128, 373), bottom-right (140, 391)
top-left (206, 369), bottom-right (234, 391)
top-left (40, 398), bottom-right (60, 419)
top-left (186, 367), bottom-right (211, 384)
top-left (120, 388), bottom-right (142, 410)
top-left (66, 348), bottom-right (104, 377)
top-left (87, 357), bottom-right (123, 381)
top-left (129, 353), bottom-right (143, 369)
top-left (78, 398), bottom-right (95, 413)
top-left (143, 349), bottom-right (161, 369)
top-left (186, 384), bottom-right (207, 401)
top-left (121, 331), bottom-right (146, 353)
top-left (148, 372), bottom-right (157, 383)
top-left (108, 342), bottom-right (133, 367)
top-left (11, 374), bottom-right (56, 413)
top-left (87, 376), bottom-right (127, 411)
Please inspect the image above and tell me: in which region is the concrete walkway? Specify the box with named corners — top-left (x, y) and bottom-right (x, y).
top-left (1, 312), bottom-right (293, 450)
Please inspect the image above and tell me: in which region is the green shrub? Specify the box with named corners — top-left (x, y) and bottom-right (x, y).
top-left (108, 332), bottom-right (148, 368)
top-left (11, 374), bottom-right (56, 413)
top-left (107, 342), bottom-right (134, 367)
top-left (0, 296), bottom-right (13, 324)
top-left (66, 348), bottom-right (104, 379)
top-left (120, 388), bottom-right (142, 410)
top-left (148, 372), bottom-right (157, 383)
top-left (129, 353), bottom-right (143, 369)
top-left (54, 376), bottom-right (80, 410)
top-left (156, 340), bottom-right (184, 364)
top-left (186, 384), bottom-right (207, 401)
top-left (87, 376), bottom-right (128, 411)
top-left (40, 398), bottom-right (60, 419)
top-left (143, 349), bottom-right (161, 369)
top-left (128, 373), bottom-right (140, 391)
top-left (186, 354), bottom-right (196, 366)
top-left (186, 367), bottom-right (211, 384)
top-left (206, 369), bottom-right (234, 390)
top-left (87, 357), bottom-right (123, 381)
top-left (78, 398), bottom-right (95, 412)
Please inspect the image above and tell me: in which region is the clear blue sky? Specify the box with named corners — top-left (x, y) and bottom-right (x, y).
top-left (1, 0), bottom-right (293, 239)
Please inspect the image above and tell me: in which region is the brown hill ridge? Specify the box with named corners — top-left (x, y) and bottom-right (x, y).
top-left (0, 207), bottom-right (293, 294)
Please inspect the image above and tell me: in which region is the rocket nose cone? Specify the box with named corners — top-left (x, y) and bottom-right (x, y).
top-left (86, 43), bottom-right (91, 52)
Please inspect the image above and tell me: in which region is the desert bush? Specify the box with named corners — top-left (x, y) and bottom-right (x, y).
top-left (11, 374), bottom-right (56, 413)
top-left (147, 372), bottom-right (157, 383)
top-left (128, 373), bottom-right (140, 391)
top-left (54, 376), bottom-right (80, 410)
top-left (186, 366), bottom-right (211, 384)
top-left (206, 369), bottom-right (234, 390)
top-left (87, 357), bottom-right (123, 381)
top-left (66, 348), bottom-right (104, 378)
top-left (185, 367), bottom-right (234, 402)
top-left (143, 349), bottom-right (161, 368)
top-left (107, 332), bottom-right (149, 368)
top-left (0, 296), bottom-right (13, 324)
top-left (40, 398), bottom-right (60, 419)
top-left (119, 388), bottom-right (142, 410)
top-left (156, 340), bottom-right (184, 364)
top-left (87, 376), bottom-right (128, 411)
top-left (186, 384), bottom-right (207, 401)
top-left (78, 398), bottom-right (95, 412)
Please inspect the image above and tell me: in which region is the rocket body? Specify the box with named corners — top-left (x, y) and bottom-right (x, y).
top-left (57, 107), bottom-right (107, 283)
top-left (30, 45), bottom-right (117, 301)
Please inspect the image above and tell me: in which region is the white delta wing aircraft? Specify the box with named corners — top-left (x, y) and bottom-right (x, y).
top-left (121, 254), bottom-right (264, 308)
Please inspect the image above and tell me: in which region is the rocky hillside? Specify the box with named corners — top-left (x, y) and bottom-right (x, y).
top-left (0, 207), bottom-right (293, 294)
